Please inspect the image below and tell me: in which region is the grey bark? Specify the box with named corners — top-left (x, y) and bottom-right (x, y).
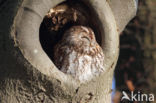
top-left (107, 0), bottom-right (138, 33)
top-left (0, 0), bottom-right (137, 103)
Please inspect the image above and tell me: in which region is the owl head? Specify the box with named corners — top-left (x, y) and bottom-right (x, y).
top-left (60, 26), bottom-right (100, 55)
top-left (62, 26), bottom-right (96, 46)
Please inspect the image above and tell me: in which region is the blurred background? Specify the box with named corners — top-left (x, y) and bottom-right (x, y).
top-left (112, 0), bottom-right (156, 103)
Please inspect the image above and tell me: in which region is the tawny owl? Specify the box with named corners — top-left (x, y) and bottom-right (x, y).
top-left (53, 26), bottom-right (105, 83)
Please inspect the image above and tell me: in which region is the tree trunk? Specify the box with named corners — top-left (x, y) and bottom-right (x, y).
top-left (0, 0), bottom-right (137, 103)
top-left (115, 1), bottom-right (156, 103)
top-left (137, 0), bottom-right (156, 99)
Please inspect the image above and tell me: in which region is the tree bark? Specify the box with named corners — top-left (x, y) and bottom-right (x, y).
top-left (114, 1), bottom-right (156, 103)
top-left (0, 0), bottom-right (136, 103)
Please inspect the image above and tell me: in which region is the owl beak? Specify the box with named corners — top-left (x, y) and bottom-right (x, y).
top-left (89, 34), bottom-right (93, 40)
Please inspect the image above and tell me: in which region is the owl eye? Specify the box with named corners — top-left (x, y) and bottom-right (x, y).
top-left (81, 36), bottom-right (90, 41)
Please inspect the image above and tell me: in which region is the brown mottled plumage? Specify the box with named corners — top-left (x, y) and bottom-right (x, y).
top-left (53, 26), bottom-right (105, 83)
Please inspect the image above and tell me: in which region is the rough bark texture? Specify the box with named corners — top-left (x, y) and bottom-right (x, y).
top-left (0, 0), bottom-right (136, 103)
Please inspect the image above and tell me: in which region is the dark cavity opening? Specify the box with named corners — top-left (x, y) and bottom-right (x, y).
top-left (39, 0), bottom-right (102, 61)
